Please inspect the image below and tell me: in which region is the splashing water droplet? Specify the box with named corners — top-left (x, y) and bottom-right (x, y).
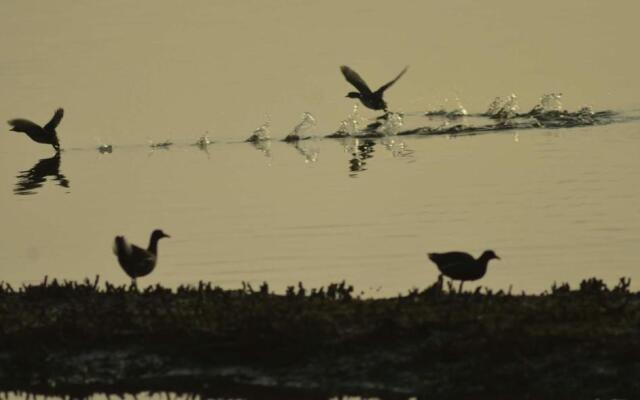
top-left (195, 134), bottom-right (213, 149)
top-left (426, 97), bottom-right (468, 118)
top-left (485, 94), bottom-right (520, 119)
top-left (577, 105), bottom-right (594, 116)
top-left (97, 144), bottom-right (113, 154)
top-left (247, 118), bottom-right (271, 142)
top-left (285, 112), bottom-right (317, 141)
top-left (379, 112), bottom-right (404, 135)
top-left (539, 93), bottom-right (563, 112)
top-left (337, 105), bottom-right (366, 136)
top-left (149, 139), bottom-right (173, 149)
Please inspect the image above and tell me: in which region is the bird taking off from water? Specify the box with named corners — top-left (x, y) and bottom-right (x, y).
top-left (340, 65), bottom-right (408, 112)
top-left (8, 108), bottom-right (64, 152)
top-left (427, 250), bottom-right (500, 293)
top-left (113, 229), bottom-right (170, 286)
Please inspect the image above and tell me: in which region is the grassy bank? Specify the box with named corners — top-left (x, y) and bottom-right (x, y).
top-left (1, 277), bottom-right (639, 398)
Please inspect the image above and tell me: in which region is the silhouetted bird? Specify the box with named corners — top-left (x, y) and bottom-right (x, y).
top-left (7, 108), bottom-right (64, 152)
top-left (340, 66), bottom-right (408, 112)
top-left (427, 250), bottom-right (500, 292)
top-left (113, 229), bottom-right (170, 286)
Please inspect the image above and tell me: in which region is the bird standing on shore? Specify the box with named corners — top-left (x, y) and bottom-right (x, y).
top-left (113, 229), bottom-right (170, 286)
top-left (340, 65), bottom-right (408, 112)
top-left (7, 108), bottom-right (64, 152)
top-left (427, 250), bottom-right (500, 292)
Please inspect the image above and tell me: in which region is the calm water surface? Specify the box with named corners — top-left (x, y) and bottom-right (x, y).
top-left (0, 116), bottom-right (638, 295)
top-left (1, 0), bottom-right (639, 297)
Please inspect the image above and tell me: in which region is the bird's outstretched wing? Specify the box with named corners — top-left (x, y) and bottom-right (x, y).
top-left (131, 245), bottom-right (155, 263)
top-left (376, 66), bottom-right (408, 94)
top-left (44, 108), bottom-right (64, 131)
top-left (8, 118), bottom-right (41, 134)
top-left (340, 66), bottom-right (372, 95)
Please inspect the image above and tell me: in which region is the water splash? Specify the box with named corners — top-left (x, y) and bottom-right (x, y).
top-left (246, 118), bottom-right (271, 143)
top-left (530, 93), bottom-right (564, 114)
top-left (336, 105), bottom-right (366, 136)
top-left (540, 93), bottom-right (563, 111)
top-left (94, 137), bottom-right (113, 154)
top-left (577, 105), bottom-right (594, 117)
top-left (97, 144), bottom-right (113, 154)
top-left (284, 112), bottom-right (317, 142)
top-left (378, 112), bottom-right (404, 135)
top-left (449, 98), bottom-right (468, 118)
top-left (194, 134), bottom-right (213, 149)
top-left (426, 97), bottom-right (468, 118)
top-left (149, 139), bottom-right (173, 149)
top-left (485, 94), bottom-right (519, 119)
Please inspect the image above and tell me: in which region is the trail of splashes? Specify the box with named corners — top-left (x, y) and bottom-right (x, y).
top-left (284, 112), bottom-right (317, 142)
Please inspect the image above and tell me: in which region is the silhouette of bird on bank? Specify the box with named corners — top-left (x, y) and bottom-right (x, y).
top-left (7, 108), bottom-right (64, 152)
top-left (113, 229), bottom-right (170, 286)
top-left (340, 65), bottom-right (408, 112)
top-left (427, 250), bottom-right (500, 292)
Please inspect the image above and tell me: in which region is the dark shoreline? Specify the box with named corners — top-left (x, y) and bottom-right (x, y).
top-left (1, 277), bottom-right (639, 399)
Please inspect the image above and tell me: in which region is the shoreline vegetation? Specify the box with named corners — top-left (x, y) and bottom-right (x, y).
top-left (1, 277), bottom-right (639, 398)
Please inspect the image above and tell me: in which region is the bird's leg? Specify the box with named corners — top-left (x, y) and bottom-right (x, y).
top-left (130, 278), bottom-right (138, 291)
top-left (458, 281), bottom-right (464, 294)
top-left (376, 111), bottom-right (390, 121)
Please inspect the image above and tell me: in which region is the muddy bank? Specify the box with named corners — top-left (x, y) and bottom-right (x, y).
top-left (1, 277), bottom-right (639, 399)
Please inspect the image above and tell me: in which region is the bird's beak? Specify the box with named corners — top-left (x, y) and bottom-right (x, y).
top-left (495, 255), bottom-right (501, 260)
top-left (164, 233), bottom-right (171, 238)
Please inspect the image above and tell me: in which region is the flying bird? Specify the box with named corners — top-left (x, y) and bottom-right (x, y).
top-left (113, 229), bottom-right (170, 286)
top-left (427, 250), bottom-right (500, 292)
top-left (8, 108), bottom-right (64, 152)
top-left (340, 65), bottom-right (408, 112)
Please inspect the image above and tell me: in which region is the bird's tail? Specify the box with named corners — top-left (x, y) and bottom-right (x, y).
top-left (7, 119), bottom-right (28, 133)
top-left (113, 236), bottom-right (132, 257)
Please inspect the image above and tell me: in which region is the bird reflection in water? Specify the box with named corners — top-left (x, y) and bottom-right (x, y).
top-left (250, 139), bottom-right (272, 159)
top-left (343, 138), bottom-right (376, 177)
top-left (288, 140), bottom-right (319, 163)
top-left (381, 136), bottom-right (415, 160)
top-left (14, 153), bottom-right (70, 195)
